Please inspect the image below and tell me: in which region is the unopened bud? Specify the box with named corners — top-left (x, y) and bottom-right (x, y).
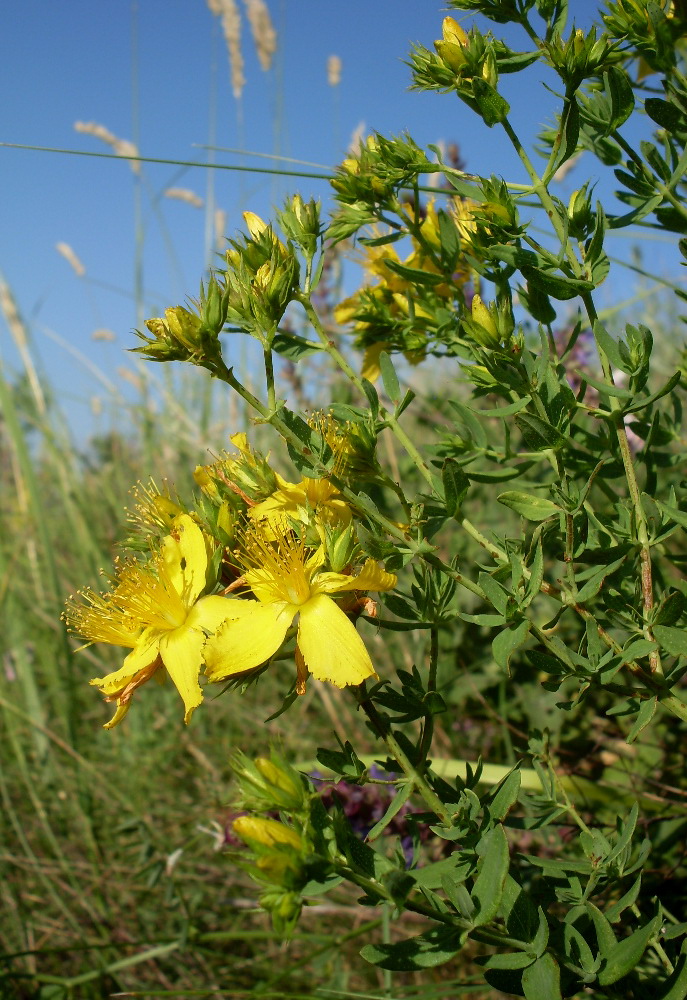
top-left (243, 211), bottom-right (268, 240)
top-left (233, 815), bottom-right (304, 851)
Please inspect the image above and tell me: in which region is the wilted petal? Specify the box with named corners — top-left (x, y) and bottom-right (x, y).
top-left (204, 601), bottom-right (294, 681)
top-left (90, 634), bottom-right (160, 695)
top-left (297, 593), bottom-right (377, 688)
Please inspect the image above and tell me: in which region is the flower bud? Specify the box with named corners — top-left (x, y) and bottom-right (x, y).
top-left (243, 211), bottom-right (268, 240)
top-left (324, 522), bottom-right (359, 573)
top-left (276, 194), bottom-right (321, 260)
top-left (567, 183), bottom-right (595, 240)
top-left (231, 749), bottom-right (308, 811)
top-left (233, 815), bottom-right (304, 851)
top-left (199, 275), bottom-right (228, 335)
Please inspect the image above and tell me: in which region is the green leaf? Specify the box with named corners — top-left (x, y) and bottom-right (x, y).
top-left (654, 625), bottom-right (687, 658)
top-left (395, 387), bottom-right (416, 417)
top-left (479, 572), bottom-right (511, 616)
top-left (493, 621), bottom-right (531, 671)
top-left (488, 769), bottom-right (522, 822)
top-left (515, 412), bottom-right (566, 450)
top-left (652, 939), bottom-right (687, 1000)
top-left (627, 696), bottom-right (657, 743)
top-left (316, 745), bottom-right (365, 778)
top-left (442, 877), bottom-right (475, 920)
top-left (471, 78), bottom-right (511, 126)
top-left (360, 378), bottom-right (379, 420)
top-left (519, 279), bottom-right (557, 323)
top-left (485, 950), bottom-right (534, 970)
top-left (477, 396), bottom-right (532, 417)
top-left (442, 459), bottom-right (470, 518)
top-left (360, 926), bottom-right (462, 971)
top-left (593, 320), bottom-right (632, 374)
top-left (519, 265), bottom-right (594, 300)
top-left (645, 97), bottom-right (685, 132)
top-left (522, 953), bottom-right (562, 1000)
top-left (605, 67), bottom-right (635, 131)
top-left (523, 540), bottom-right (544, 609)
top-left (500, 875), bottom-right (540, 941)
top-left (575, 370), bottom-right (633, 399)
top-left (378, 350), bottom-right (400, 404)
top-left (654, 591), bottom-right (686, 626)
top-left (497, 491), bottom-right (562, 521)
top-left (468, 463), bottom-right (535, 483)
top-left (472, 824), bottom-right (510, 926)
top-left (597, 913), bottom-right (661, 985)
top-left (587, 902), bottom-right (618, 957)
top-left (545, 96), bottom-right (580, 182)
top-left (271, 331), bottom-right (322, 360)
top-left (623, 371), bottom-right (681, 414)
top-left (654, 499), bottom-right (687, 531)
top-left (366, 781), bottom-right (415, 841)
top-left (383, 258), bottom-right (446, 286)
top-left (575, 554), bottom-right (627, 603)
top-left (605, 874), bottom-right (642, 923)
top-left (448, 399), bottom-right (488, 449)
top-left (484, 967), bottom-right (526, 995)
top-left (412, 855), bottom-right (471, 890)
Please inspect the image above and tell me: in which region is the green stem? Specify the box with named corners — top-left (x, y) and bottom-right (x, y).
top-left (418, 626), bottom-right (439, 765)
top-left (297, 292), bottom-right (367, 395)
top-left (263, 346), bottom-right (276, 413)
top-left (581, 293), bottom-right (661, 675)
top-left (215, 357), bottom-right (270, 417)
top-left (357, 688), bottom-right (453, 825)
top-left (500, 116), bottom-right (582, 279)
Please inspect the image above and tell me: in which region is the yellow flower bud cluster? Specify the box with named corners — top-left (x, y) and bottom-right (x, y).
top-left (221, 211), bottom-right (300, 343)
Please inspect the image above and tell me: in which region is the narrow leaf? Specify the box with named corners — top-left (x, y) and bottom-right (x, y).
top-left (379, 350), bottom-right (400, 404)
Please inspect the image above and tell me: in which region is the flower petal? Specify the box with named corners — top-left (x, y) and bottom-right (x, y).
top-left (314, 559), bottom-right (396, 595)
top-left (161, 514), bottom-right (208, 605)
top-left (187, 594), bottom-right (251, 635)
top-left (90, 634), bottom-right (160, 694)
top-left (204, 602), bottom-right (294, 681)
top-left (297, 593), bottom-right (377, 688)
top-left (158, 625), bottom-right (204, 724)
top-left (103, 701), bottom-right (131, 730)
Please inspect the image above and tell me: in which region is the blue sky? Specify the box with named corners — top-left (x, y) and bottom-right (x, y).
top-left (0, 0), bottom-right (681, 440)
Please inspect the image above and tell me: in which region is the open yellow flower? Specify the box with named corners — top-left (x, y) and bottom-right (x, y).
top-left (204, 525), bottom-right (396, 693)
top-left (65, 514), bottom-right (235, 728)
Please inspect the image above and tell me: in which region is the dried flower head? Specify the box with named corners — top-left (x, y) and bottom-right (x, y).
top-left (55, 242), bottom-right (86, 276)
top-left (327, 54), bottom-right (342, 86)
top-left (74, 120), bottom-right (141, 174)
top-left (243, 0), bottom-right (277, 71)
top-left (164, 187), bottom-right (204, 208)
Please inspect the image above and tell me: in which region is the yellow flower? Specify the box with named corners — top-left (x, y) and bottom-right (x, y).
top-left (204, 525), bottom-right (396, 693)
top-left (65, 514), bottom-right (235, 728)
top-left (248, 473), bottom-right (352, 536)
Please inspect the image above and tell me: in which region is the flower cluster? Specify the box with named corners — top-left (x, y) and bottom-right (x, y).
top-left (334, 198), bottom-right (477, 379)
top-left (64, 429), bottom-right (396, 728)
